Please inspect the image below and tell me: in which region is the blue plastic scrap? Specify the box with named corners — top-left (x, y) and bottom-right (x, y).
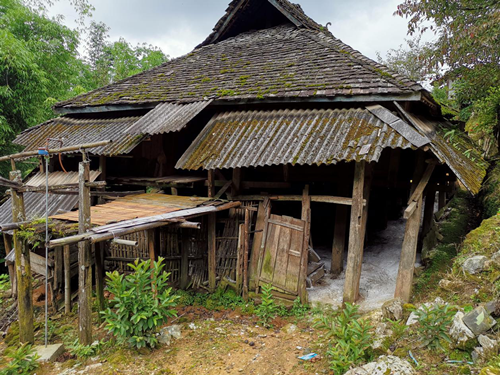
top-left (298, 353), bottom-right (318, 361)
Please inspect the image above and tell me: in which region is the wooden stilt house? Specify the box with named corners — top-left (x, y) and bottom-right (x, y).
top-left (0, 0), bottom-right (489, 343)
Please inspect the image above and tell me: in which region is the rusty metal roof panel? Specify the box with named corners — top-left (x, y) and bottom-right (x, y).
top-left (25, 171), bottom-right (101, 187)
top-left (126, 100), bottom-right (212, 135)
top-left (0, 193), bottom-right (79, 227)
top-left (176, 108), bottom-right (415, 170)
top-left (14, 116), bottom-right (145, 157)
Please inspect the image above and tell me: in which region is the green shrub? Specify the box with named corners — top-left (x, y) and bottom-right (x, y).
top-left (68, 339), bottom-right (105, 359)
top-left (101, 258), bottom-right (178, 349)
top-left (314, 303), bottom-right (373, 374)
top-left (0, 344), bottom-right (39, 375)
top-left (289, 297), bottom-right (310, 318)
top-left (412, 303), bottom-right (455, 350)
top-left (255, 284), bottom-right (279, 327)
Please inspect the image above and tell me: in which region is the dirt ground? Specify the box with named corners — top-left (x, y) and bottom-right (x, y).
top-left (37, 307), bottom-right (329, 375)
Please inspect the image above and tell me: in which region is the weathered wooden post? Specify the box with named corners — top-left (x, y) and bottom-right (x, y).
top-left (422, 187), bottom-right (436, 237)
top-left (78, 160), bottom-right (92, 345)
top-left (395, 162), bottom-right (436, 302)
top-left (331, 205), bottom-right (347, 276)
top-left (64, 245), bottom-right (71, 314)
top-left (3, 234), bottom-right (16, 299)
top-left (208, 170), bottom-right (215, 198)
top-left (236, 224), bottom-right (244, 294)
top-left (231, 168), bottom-right (242, 197)
top-left (207, 213), bottom-right (217, 292)
top-left (10, 170), bottom-right (34, 344)
top-left (343, 161), bottom-right (366, 304)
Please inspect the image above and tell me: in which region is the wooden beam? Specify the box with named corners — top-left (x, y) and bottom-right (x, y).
top-left (301, 185), bottom-right (310, 221)
top-left (207, 213), bottom-right (217, 292)
top-left (0, 141), bottom-right (112, 162)
top-left (78, 161), bottom-right (92, 345)
top-left (214, 180), bottom-right (233, 200)
top-left (10, 170), bottom-right (34, 344)
top-left (241, 181), bottom-right (291, 189)
top-left (343, 162), bottom-right (366, 304)
top-left (404, 201), bottom-right (418, 219)
top-left (232, 195), bottom-right (366, 206)
top-left (408, 163), bottom-right (436, 205)
top-left (148, 229), bottom-right (157, 265)
top-left (3, 234), bottom-right (16, 299)
top-left (236, 224), bottom-right (244, 294)
top-left (64, 245), bottom-right (71, 315)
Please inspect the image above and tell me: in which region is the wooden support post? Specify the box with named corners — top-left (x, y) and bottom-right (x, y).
top-left (95, 243), bottom-right (105, 317)
top-left (301, 185), bottom-right (310, 221)
top-left (207, 213), bottom-right (217, 292)
top-left (232, 168), bottom-right (242, 197)
top-left (343, 162), bottom-right (366, 304)
top-left (331, 206), bottom-right (347, 276)
top-left (54, 246), bottom-right (63, 293)
top-left (148, 229), bottom-right (157, 265)
top-left (208, 170), bottom-right (215, 198)
top-left (236, 224), bottom-right (244, 294)
top-left (180, 234), bottom-right (190, 290)
top-left (97, 156), bottom-right (107, 204)
top-left (395, 162), bottom-right (436, 302)
top-left (78, 161), bottom-right (92, 345)
top-left (64, 245), bottom-right (71, 315)
top-left (243, 208), bottom-right (251, 301)
top-left (422, 188), bottom-right (436, 237)
top-left (438, 191), bottom-right (446, 210)
top-left (10, 170), bottom-right (34, 344)
top-left (394, 196), bottom-right (424, 302)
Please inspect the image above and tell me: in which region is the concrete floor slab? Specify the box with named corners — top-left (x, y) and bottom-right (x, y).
top-left (35, 343), bottom-right (65, 362)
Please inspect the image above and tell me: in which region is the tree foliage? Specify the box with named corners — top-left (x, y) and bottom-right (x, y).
top-left (0, 0), bottom-right (168, 176)
top-left (395, 0), bottom-right (500, 151)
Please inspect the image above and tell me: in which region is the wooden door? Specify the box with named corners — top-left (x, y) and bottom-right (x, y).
top-left (257, 214), bottom-right (309, 298)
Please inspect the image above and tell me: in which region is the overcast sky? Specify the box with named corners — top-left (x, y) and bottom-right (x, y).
top-left (48, 0), bottom-right (418, 61)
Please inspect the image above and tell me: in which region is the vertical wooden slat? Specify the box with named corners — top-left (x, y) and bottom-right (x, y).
top-left (54, 246), bottom-right (63, 293)
top-left (343, 161), bottom-right (366, 304)
top-left (207, 213), bottom-right (217, 292)
top-left (64, 245), bottom-right (71, 314)
top-left (180, 232), bottom-right (190, 290)
top-left (298, 210), bottom-right (311, 303)
top-left (242, 208), bottom-right (251, 301)
top-left (249, 198), bottom-right (270, 290)
top-left (95, 242), bottom-right (105, 317)
top-left (78, 161), bottom-right (92, 345)
top-left (148, 229), bottom-right (157, 265)
top-left (3, 234), bottom-right (16, 299)
top-left (232, 168), bottom-right (242, 197)
top-left (236, 224), bottom-right (244, 294)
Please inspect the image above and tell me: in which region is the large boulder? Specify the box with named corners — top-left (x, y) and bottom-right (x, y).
top-left (462, 255), bottom-right (488, 275)
top-left (449, 312), bottom-right (475, 347)
top-left (344, 356), bottom-right (415, 375)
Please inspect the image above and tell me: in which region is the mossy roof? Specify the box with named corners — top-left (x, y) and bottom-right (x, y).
top-left (54, 23), bottom-right (423, 110)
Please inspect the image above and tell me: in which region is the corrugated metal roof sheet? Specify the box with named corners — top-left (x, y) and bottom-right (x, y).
top-left (126, 100), bottom-right (212, 135)
top-left (0, 193), bottom-right (79, 227)
top-left (14, 116), bottom-right (145, 157)
top-left (26, 171), bottom-right (101, 187)
top-left (396, 107), bottom-right (488, 195)
top-left (176, 108), bottom-right (416, 170)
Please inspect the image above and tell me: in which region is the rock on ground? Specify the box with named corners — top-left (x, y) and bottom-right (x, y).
top-left (382, 298), bottom-right (403, 321)
top-left (462, 255), bottom-right (488, 274)
top-left (449, 312), bottom-right (475, 347)
top-left (463, 306), bottom-right (497, 336)
top-left (344, 355), bottom-right (416, 375)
